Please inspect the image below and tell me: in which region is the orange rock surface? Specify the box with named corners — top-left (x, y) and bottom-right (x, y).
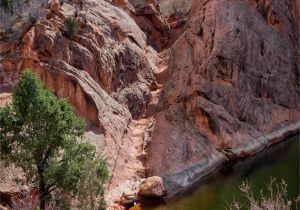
top-left (0, 0), bottom-right (299, 208)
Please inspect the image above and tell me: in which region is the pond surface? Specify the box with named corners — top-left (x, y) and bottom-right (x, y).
top-left (143, 134), bottom-right (300, 210)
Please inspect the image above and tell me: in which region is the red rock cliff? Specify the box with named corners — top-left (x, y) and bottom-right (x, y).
top-left (146, 0), bottom-right (300, 192)
top-left (0, 0), bottom-right (299, 207)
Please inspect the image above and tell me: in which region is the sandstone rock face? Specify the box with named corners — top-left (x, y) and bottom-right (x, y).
top-left (112, 0), bottom-right (170, 50)
top-left (146, 0), bottom-right (300, 191)
top-left (0, 0), bottom-right (159, 206)
top-left (0, 0), bottom-right (299, 207)
top-left (138, 176), bottom-right (166, 198)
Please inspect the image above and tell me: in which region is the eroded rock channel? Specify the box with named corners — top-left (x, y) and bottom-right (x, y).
top-left (0, 0), bottom-right (299, 209)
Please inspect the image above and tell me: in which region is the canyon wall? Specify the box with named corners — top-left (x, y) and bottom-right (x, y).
top-left (146, 0), bottom-right (300, 191)
top-left (0, 0), bottom-right (299, 208)
top-left (118, 0), bottom-right (300, 197)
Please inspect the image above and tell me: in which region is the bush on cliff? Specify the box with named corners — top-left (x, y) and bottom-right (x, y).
top-left (64, 16), bottom-right (77, 38)
top-left (0, 70), bottom-right (108, 210)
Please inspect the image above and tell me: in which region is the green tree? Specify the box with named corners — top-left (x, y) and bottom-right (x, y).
top-left (0, 70), bottom-right (108, 210)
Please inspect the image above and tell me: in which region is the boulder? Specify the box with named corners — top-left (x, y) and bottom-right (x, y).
top-left (138, 176), bottom-right (166, 198)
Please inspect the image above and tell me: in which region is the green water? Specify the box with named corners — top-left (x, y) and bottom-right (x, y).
top-left (144, 134), bottom-right (300, 210)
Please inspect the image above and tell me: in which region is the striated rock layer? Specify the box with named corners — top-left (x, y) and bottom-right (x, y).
top-left (0, 0), bottom-right (299, 208)
top-left (146, 0), bottom-right (300, 192)
top-left (0, 0), bottom-right (159, 206)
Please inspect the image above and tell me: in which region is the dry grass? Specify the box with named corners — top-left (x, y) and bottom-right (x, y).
top-left (228, 178), bottom-right (300, 210)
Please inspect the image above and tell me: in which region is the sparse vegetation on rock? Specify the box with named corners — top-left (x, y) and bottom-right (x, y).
top-left (0, 0), bottom-right (12, 11)
top-left (64, 16), bottom-right (77, 38)
top-left (0, 70), bottom-right (108, 210)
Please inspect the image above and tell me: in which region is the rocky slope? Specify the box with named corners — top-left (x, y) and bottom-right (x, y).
top-left (0, 0), bottom-right (299, 208)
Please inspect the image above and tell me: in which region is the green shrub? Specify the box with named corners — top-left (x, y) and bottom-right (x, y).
top-left (64, 16), bottom-right (77, 38)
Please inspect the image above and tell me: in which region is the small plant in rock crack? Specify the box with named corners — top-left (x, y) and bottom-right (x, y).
top-left (27, 11), bottom-right (40, 26)
top-left (0, 0), bottom-right (12, 11)
top-left (64, 16), bottom-right (77, 38)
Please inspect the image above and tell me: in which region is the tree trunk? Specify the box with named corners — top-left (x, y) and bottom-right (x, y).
top-left (38, 169), bottom-right (47, 210)
top-left (39, 178), bottom-right (46, 210)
